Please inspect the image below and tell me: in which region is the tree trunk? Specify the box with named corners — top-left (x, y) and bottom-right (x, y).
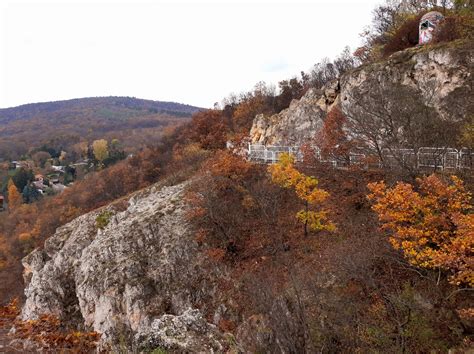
top-left (304, 201), bottom-right (308, 237)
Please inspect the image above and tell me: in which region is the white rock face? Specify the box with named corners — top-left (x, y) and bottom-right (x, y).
top-left (21, 182), bottom-right (226, 351)
top-left (135, 308), bottom-right (225, 353)
top-left (249, 82), bottom-right (339, 146)
top-left (250, 43), bottom-right (473, 146)
top-left (340, 44), bottom-right (473, 123)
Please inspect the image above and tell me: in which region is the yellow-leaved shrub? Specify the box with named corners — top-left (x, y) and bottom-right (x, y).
top-left (368, 174), bottom-right (473, 287)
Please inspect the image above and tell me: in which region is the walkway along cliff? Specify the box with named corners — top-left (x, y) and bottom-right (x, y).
top-left (16, 40), bottom-right (474, 351)
top-left (250, 41), bottom-right (473, 152)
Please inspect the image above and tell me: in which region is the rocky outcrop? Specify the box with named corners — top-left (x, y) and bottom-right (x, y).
top-left (250, 42), bottom-right (473, 146)
top-left (340, 41), bottom-right (473, 124)
top-left (135, 308), bottom-right (227, 352)
top-left (21, 182), bottom-right (228, 352)
top-left (249, 81), bottom-right (339, 145)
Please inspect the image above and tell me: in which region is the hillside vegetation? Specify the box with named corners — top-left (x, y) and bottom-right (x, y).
top-left (0, 0), bottom-right (473, 352)
top-left (0, 96), bottom-right (201, 159)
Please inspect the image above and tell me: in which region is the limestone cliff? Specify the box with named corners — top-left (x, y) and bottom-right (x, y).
top-left (249, 81), bottom-right (339, 145)
top-left (250, 42), bottom-right (473, 146)
top-left (17, 41), bottom-right (473, 353)
top-left (21, 182), bottom-right (229, 352)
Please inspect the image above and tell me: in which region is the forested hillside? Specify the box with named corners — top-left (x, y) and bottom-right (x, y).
top-left (0, 0), bottom-right (473, 352)
top-left (0, 97), bottom-right (201, 159)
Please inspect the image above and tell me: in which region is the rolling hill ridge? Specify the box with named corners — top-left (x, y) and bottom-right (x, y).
top-left (0, 97), bottom-right (203, 159)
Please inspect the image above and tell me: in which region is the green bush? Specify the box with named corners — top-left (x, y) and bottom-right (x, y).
top-left (150, 348), bottom-right (167, 354)
top-left (95, 210), bottom-right (114, 230)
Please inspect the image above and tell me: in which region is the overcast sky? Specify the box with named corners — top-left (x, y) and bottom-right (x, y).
top-left (0, 0), bottom-right (382, 109)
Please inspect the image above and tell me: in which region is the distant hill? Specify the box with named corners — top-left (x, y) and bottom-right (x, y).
top-left (0, 97), bottom-right (201, 123)
top-left (0, 97), bottom-right (203, 159)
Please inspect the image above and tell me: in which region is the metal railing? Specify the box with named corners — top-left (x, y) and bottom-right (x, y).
top-left (247, 144), bottom-right (474, 171)
top-left (248, 145), bottom-right (304, 164)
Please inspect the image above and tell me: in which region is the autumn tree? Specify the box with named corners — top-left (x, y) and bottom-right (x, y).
top-left (0, 299), bottom-right (99, 352)
top-left (316, 107), bottom-right (353, 162)
top-left (58, 150), bottom-right (68, 165)
top-left (229, 81), bottom-right (277, 133)
top-left (92, 139), bottom-right (109, 167)
top-left (169, 143), bottom-right (210, 180)
top-left (72, 141), bottom-right (89, 160)
top-left (310, 48), bottom-right (357, 88)
top-left (7, 179), bottom-right (22, 211)
top-left (368, 174), bottom-right (473, 286)
top-left (269, 153), bottom-right (335, 236)
top-left (187, 151), bottom-right (257, 254)
top-left (275, 76), bottom-right (306, 112)
top-left (0, 234), bottom-right (9, 271)
top-left (190, 110), bottom-right (229, 150)
top-left (32, 151), bottom-right (51, 168)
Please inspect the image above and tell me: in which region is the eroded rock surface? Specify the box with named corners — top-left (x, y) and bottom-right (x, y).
top-left (135, 308), bottom-right (226, 353)
top-left (340, 42), bottom-right (473, 124)
top-left (250, 42), bottom-right (473, 146)
top-left (21, 182), bottom-right (226, 351)
top-left (250, 81), bottom-right (339, 145)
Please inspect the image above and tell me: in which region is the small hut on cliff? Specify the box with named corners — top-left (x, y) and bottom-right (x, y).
top-left (419, 11), bottom-right (444, 45)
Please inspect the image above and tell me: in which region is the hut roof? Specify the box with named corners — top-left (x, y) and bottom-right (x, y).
top-left (421, 11), bottom-right (444, 24)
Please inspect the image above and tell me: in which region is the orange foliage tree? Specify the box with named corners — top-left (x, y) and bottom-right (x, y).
top-left (232, 84), bottom-right (275, 133)
top-left (0, 299), bottom-right (99, 352)
top-left (268, 153), bottom-right (335, 236)
top-left (0, 234), bottom-right (9, 270)
top-left (190, 110), bottom-right (229, 150)
top-left (7, 179), bottom-right (22, 211)
top-left (186, 150), bottom-right (257, 254)
top-left (367, 174), bottom-right (473, 287)
top-left (316, 106), bottom-right (352, 161)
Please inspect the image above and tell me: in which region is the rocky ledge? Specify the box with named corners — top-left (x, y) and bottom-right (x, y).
top-left (250, 41), bottom-right (473, 146)
top-left (21, 182), bottom-right (228, 352)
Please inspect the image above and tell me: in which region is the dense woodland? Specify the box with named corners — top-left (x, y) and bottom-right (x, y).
top-left (0, 96), bottom-right (200, 160)
top-left (0, 0), bottom-right (473, 351)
